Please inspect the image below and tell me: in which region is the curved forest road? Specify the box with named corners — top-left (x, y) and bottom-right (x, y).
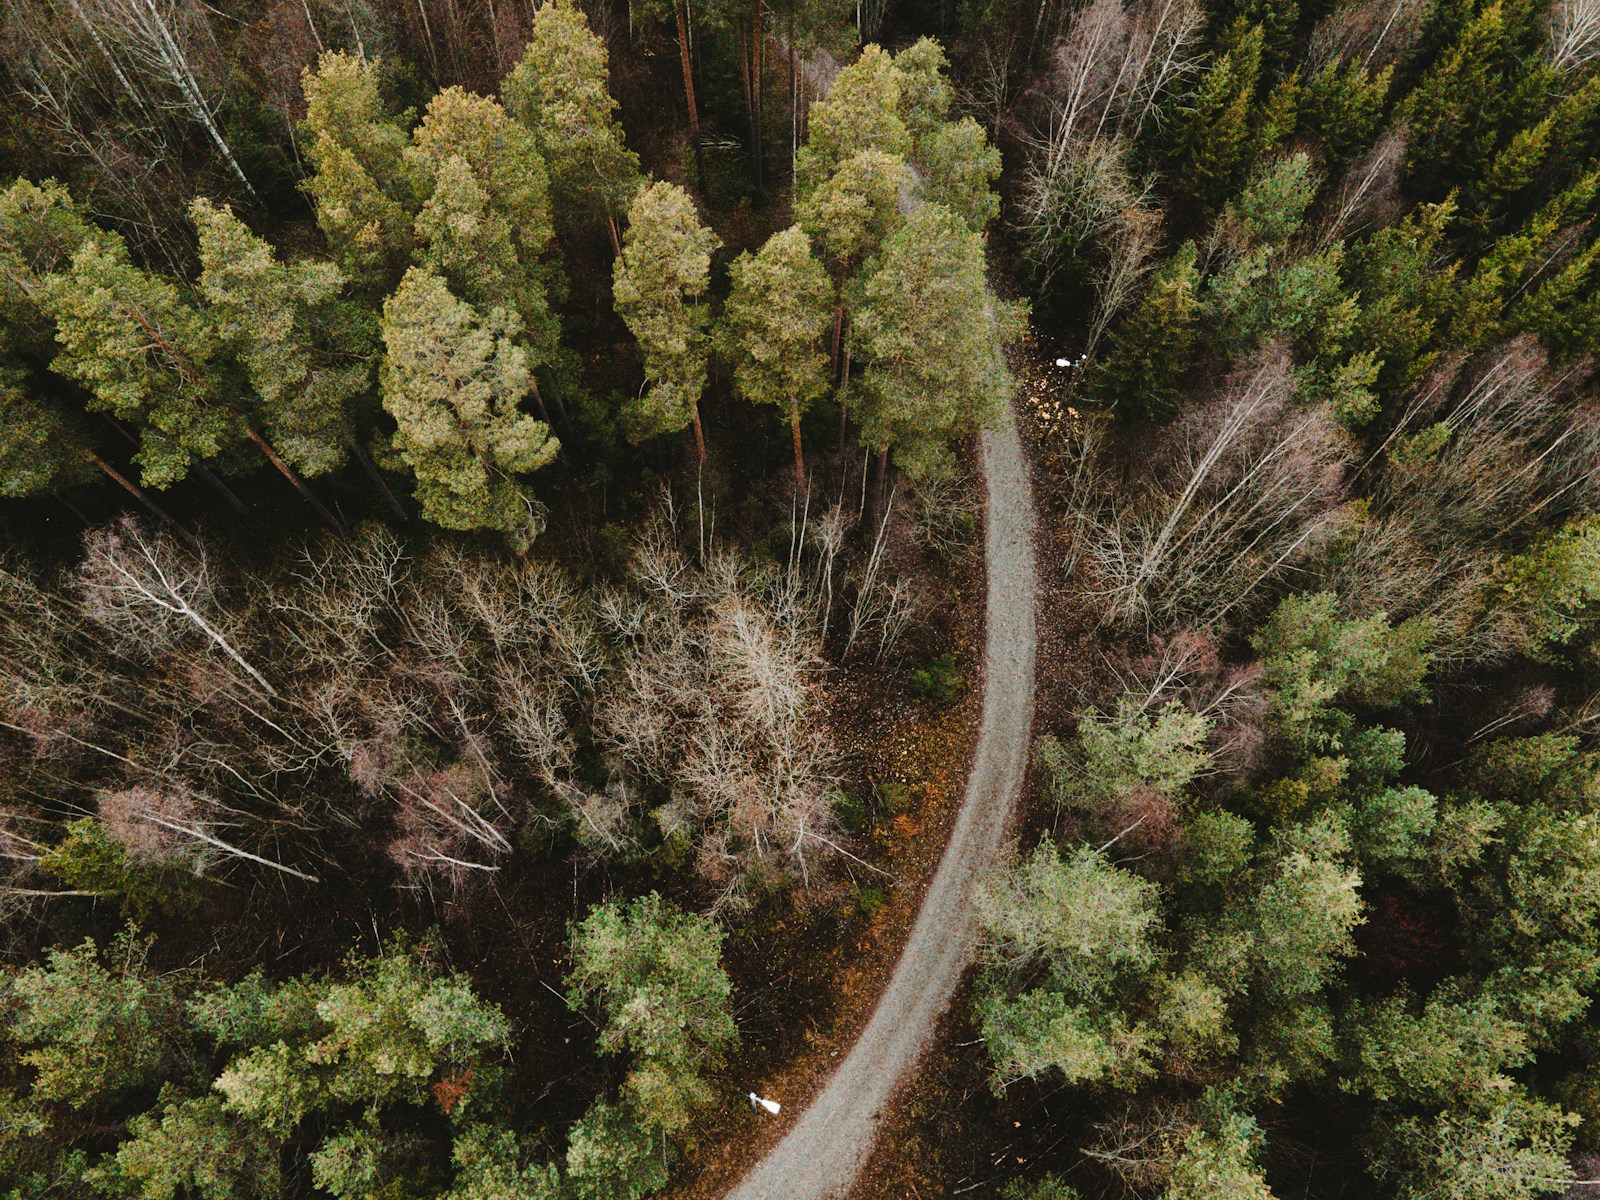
top-left (725, 408), bottom-right (1039, 1200)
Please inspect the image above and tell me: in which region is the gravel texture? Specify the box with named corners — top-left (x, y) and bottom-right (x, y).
top-left (724, 411), bottom-right (1039, 1200)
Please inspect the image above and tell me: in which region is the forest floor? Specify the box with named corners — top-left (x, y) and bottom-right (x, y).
top-left (703, 360), bottom-right (1040, 1199)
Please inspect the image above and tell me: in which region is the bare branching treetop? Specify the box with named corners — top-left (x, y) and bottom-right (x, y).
top-left (595, 505), bottom-right (840, 907)
top-left (78, 516), bottom-right (276, 697)
top-left (1550, 0), bottom-right (1600, 72)
top-left (1077, 347), bottom-right (1354, 630)
top-left (1321, 336), bottom-right (1600, 668)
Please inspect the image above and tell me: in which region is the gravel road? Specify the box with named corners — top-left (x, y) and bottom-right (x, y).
top-left (725, 410), bottom-right (1038, 1200)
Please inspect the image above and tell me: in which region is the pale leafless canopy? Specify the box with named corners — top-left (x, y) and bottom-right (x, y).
top-left (1306, 0), bottom-right (1431, 72)
top-left (1550, 0), bottom-right (1600, 72)
top-left (1322, 337), bottom-right (1600, 667)
top-left (1316, 125), bottom-right (1409, 249)
top-left (79, 516), bottom-right (277, 697)
top-left (1013, 0), bottom-right (1201, 295)
top-left (595, 509), bottom-right (841, 906)
top-left (1077, 349), bottom-right (1355, 629)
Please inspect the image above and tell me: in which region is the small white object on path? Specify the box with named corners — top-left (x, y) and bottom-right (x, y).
top-left (748, 1093), bottom-right (781, 1115)
top-left (1054, 357), bottom-right (1070, 368)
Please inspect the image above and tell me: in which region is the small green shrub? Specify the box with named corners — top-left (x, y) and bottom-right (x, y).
top-left (911, 653), bottom-right (965, 703)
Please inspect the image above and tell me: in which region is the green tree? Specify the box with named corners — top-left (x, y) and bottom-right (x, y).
top-left (299, 52), bottom-right (416, 290)
top-left (406, 87), bottom-right (561, 376)
top-left (611, 181), bottom-right (719, 462)
top-left (43, 239), bottom-right (241, 490)
top-left (1162, 1109), bottom-right (1275, 1200)
top-left (1374, 1088), bottom-right (1577, 1200)
top-left (793, 148), bottom-right (905, 378)
top-left (1396, 2), bottom-right (1508, 183)
top-left (717, 226), bottom-right (832, 490)
top-left (0, 177), bottom-right (97, 358)
top-left (1162, 24), bottom-right (1273, 213)
top-left (976, 841), bottom-right (1164, 1089)
top-left (0, 371), bottom-right (97, 499)
top-left (913, 118), bottom-right (1002, 231)
top-left (6, 927), bottom-right (187, 1108)
top-left (850, 203), bottom-right (1023, 487)
top-left (795, 45), bottom-right (911, 194)
top-left (379, 266), bottom-right (559, 549)
top-left (1296, 61), bottom-right (1392, 163)
top-left (95, 1094), bottom-right (279, 1200)
top-left (893, 37), bottom-right (954, 142)
top-left (1492, 515), bottom-right (1600, 657)
top-left (567, 893), bottom-right (737, 1137)
top-left (1039, 697), bottom-right (1213, 821)
top-left (444, 1126), bottom-right (562, 1200)
top-left (503, 0), bottom-right (641, 255)
top-left (191, 197), bottom-right (369, 528)
top-left (1083, 243), bottom-right (1199, 423)
top-left (564, 1100), bottom-right (666, 1200)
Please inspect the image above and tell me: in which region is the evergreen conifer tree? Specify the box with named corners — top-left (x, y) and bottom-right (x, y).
top-left (379, 267), bottom-right (558, 549)
top-left (718, 226), bottom-right (833, 489)
top-left (611, 181), bottom-right (719, 462)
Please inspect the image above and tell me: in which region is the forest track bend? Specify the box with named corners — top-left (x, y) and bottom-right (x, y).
top-left (724, 393), bottom-right (1039, 1200)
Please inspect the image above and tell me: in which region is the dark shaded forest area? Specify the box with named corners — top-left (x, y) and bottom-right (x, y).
top-left (1, 0), bottom-right (1599, 1198)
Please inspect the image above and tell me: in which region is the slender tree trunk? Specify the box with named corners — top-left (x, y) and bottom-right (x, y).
top-left (838, 386), bottom-right (849, 455)
top-left (675, 2), bottom-right (708, 194)
top-left (193, 462), bottom-right (248, 514)
top-left (606, 210), bottom-right (623, 259)
top-left (690, 403), bottom-right (707, 464)
top-left (241, 425), bottom-right (345, 533)
top-left (104, 414), bottom-right (247, 513)
top-left (790, 405), bottom-right (806, 492)
top-left (753, 0), bottom-right (764, 192)
top-left (831, 302), bottom-right (845, 376)
top-left (346, 437), bottom-right (408, 522)
top-left (869, 444), bottom-right (890, 531)
top-left (86, 450), bottom-right (200, 550)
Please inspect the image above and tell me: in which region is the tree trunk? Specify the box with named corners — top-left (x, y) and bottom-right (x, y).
top-left (241, 425), bottom-right (346, 533)
top-left (869, 444), bottom-right (890, 531)
top-left (790, 405), bottom-right (806, 492)
top-left (837, 381), bottom-right (849, 454)
top-left (831, 302), bottom-right (845, 376)
top-left (346, 437), bottom-right (408, 522)
top-left (85, 450), bottom-right (200, 550)
top-left (690, 403), bottom-right (707, 465)
top-left (193, 462), bottom-right (249, 515)
top-left (752, 0), bottom-right (764, 193)
top-left (606, 210), bottom-right (623, 259)
top-left (675, 2), bottom-right (708, 194)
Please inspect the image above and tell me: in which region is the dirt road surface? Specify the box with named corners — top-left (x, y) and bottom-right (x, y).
top-left (724, 410), bottom-right (1038, 1200)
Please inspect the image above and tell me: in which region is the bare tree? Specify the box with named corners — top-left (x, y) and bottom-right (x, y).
top-left (1012, 0), bottom-right (1201, 293)
top-left (1550, 0), bottom-right (1600, 72)
top-left (99, 786), bottom-right (318, 880)
top-left (1079, 349), bottom-right (1355, 628)
top-left (1316, 125), bottom-right (1408, 249)
top-left (1321, 337), bottom-right (1600, 666)
top-left (1306, 0), bottom-right (1430, 72)
top-left (78, 518), bottom-right (276, 698)
top-left (594, 510), bottom-right (841, 904)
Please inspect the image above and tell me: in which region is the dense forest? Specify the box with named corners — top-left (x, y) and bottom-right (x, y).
top-left (0, 0), bottom-right (1599, 1197)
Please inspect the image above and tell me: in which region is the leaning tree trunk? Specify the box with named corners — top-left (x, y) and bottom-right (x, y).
top-left (345, 436), bottom-right (408, 522)
top-left (237, 422), bottom-right (345, 534)
top-left (85, 450), bottom-right (200, 550)
top-left (675, 2), bottom-right (708, 194)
